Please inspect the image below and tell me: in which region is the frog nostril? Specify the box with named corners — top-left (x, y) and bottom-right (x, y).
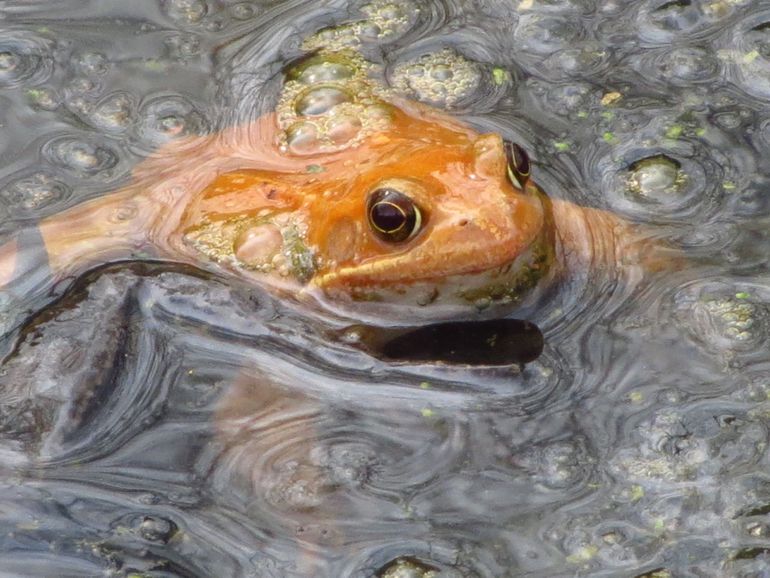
top-left (458, 218), bottom-right (469, 227)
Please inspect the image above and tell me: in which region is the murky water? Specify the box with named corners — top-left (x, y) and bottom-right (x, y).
top-left (1, 0), bottom-right (770, 576)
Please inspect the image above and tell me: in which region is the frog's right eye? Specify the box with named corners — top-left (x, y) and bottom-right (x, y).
top-left (504, 141), bottom-right (530, 189)
top-left (367, 188), bottom-right (423, 243)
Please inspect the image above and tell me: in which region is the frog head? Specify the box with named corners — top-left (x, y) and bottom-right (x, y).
top-left (303, 104), bottom-right (555, 318)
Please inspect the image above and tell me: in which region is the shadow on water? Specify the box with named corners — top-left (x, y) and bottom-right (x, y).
top-left (351, 318), bottom-right (544, 366)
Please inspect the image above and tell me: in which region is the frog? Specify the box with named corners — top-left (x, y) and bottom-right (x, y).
top-left (0, 45), bottom-right (668, 324)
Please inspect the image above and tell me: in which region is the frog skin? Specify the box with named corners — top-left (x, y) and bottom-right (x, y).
top-left (0, 48), bottom-right (659, 322)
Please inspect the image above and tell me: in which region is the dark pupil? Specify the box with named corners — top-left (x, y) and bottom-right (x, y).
top-left (367, 187), bottom-right (419, 242)
top-left (512, 143), bottom-right (530, 175)
top-left (372, 202), bottom-right (406, 232)
top-left (505, 141), bottom-right (530, 176)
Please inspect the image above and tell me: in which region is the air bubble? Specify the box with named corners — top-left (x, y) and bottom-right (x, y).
top-left (295, 86), bottom-right (352, 116)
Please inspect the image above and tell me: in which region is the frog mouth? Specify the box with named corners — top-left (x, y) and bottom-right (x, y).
top-left (309, 189), bottom-right (556, 309)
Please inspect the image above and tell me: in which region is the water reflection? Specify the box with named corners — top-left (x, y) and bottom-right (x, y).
top-left (0, 0), bottom-right (769, 576)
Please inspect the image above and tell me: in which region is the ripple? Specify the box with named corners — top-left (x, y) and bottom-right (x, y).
top-left (212, 380), bottom-right (468, 519)
top-left (341, 537), bottom-right (508, 577)
top-left (162, 0), bottom-right (209, 25)
top-left (73, 51), bottom-right (109, 76)
top-left (0, 171), bottom-right (70, 213)
top-left (671, 279), bottom-right (770, 359)
top-left (610, 401), bottom-right (769, 484)
top-left (631, 45), bottom-right (720, 87)
top-left (0, 32), bottom-right (52, 88)
top-left (587, 118), bottom-right (729, 223)
top-left (540, 43), bottom-right (612, 80)
top-left (89, 92), bottom-right (135, 133)
top-left (133, 94), bottom-right (208, 152)
top-left (25, 86), bottom-right (61, 111)
top-left (724, 10), bottom-right (770, 100)
top-left (42, 135), bottom-right (120, 178)
top-left (513, 13), bottom-right (583, 59)
top-left (634, 0), bottom-right (738, 44)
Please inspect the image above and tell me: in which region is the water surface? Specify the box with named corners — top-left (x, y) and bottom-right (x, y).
top-left (1, 0), bottom-right (770, 576)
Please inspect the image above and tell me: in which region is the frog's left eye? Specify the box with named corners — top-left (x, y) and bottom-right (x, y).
top-left (504, 141), bottom-right (530, 189)
top-left (367, 188), bottom-right (423, 243)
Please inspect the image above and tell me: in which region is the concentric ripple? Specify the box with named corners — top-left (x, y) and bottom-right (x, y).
top-left (0, 171), bottom-right (70, 213)
top-left (212, 379), bottom-right (468, 520)
top-left (133, 94), bottom-right (209, 152)
top-left (722, 9), bottom-right (770, 100)
top-left (671, 279), bottom-right (770, 359)
top-left (630, 45), bottom-right (721, 88)
top-left (634, 0), bottom-right (740, 45)
top-left (0, 32), bottom-right (53, 88)
top-left (42, 134), bottom-right (121, 178)
top-left (586, 114), bottom-right (734, 223)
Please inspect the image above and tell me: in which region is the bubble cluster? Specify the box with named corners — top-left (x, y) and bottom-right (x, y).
top-left (390, 48), bottom-right (484, 109)
top-left (277, 51), bottom-right (391, 155)
top-left (302, 0), bottom-right (417, 52)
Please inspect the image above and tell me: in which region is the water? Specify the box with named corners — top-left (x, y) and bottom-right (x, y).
top-left (1, 0), bottom-right (770, 576)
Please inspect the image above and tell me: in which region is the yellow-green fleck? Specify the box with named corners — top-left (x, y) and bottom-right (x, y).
top-left (695, 127), bottom-right (706, 137)
top-left (306, 164), bottom-right (325, 173)
top-left (419, 381), bottom-right (431, 389)
top-left (735, 292), bottom-right (750, 300)
top-left (144, 59), bottom-right (167, 71)
top-left (629, 390), bottom-right (644, 404)
top-left (577, 111), bottom-right (588, 119)
top-left (653, 518), bottom-right (666, 533)
top-left (566, 544), bottom-right (598, 564)
top-left (603, 131), bottom-right (616, 143)
top-left (492, 67), bottom-right (508, 85)
top-left (601, 110), bottom-right (614, 121)
top-left (630, 484), bottom-right (645, 501)
top-left (723, 181), bottom-right (736, 190)
top-left (554, 141), bottom-right (570, 152)
top-left (421, 408), bottom-right (434, 418)
top-left (744, 50), bottom-right (760, 64)
top-left (26, 89), bottom-right (44, 100)
top-left (665, 124), bottom-right (683, 139)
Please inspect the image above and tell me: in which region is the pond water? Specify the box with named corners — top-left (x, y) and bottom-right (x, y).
top-left (1, 0), bottom-right (770, 576)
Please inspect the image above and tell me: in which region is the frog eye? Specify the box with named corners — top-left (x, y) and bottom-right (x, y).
top-left (504, 141), bottom-right (530, 189)
top-left (367, 188), bottom-right (423, 243)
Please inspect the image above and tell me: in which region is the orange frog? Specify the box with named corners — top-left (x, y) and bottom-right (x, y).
top-left (0, 49), bottom-right (661, 322)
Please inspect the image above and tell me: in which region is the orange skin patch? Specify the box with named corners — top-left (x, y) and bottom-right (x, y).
top-left (7, 88), bottom-right (670, 318)
top-left (27, 99), bottom-right (552, 314)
